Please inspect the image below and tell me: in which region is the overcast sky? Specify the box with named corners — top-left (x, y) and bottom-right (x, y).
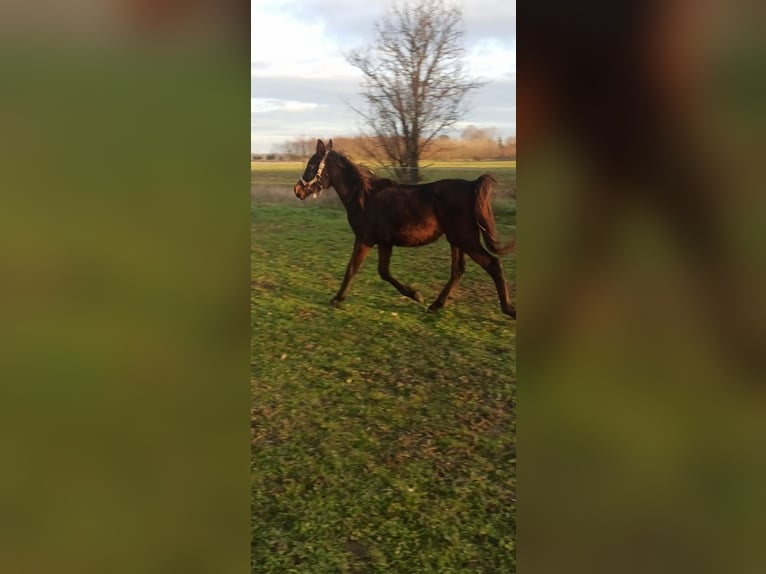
top-left (251, 0), bottom-right (516, 153)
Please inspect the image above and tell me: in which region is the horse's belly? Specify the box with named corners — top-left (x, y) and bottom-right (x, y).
top-left (391, 221), bottom-right (442, 246)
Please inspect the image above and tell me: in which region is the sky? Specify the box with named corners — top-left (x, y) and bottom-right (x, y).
top-left (251, 0), bottom-right (516, 153)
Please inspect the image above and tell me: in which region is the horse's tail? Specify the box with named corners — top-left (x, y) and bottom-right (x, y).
top-left (474, 174), bottom-right (515, 257)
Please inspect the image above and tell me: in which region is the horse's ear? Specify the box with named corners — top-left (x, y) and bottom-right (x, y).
top-left (327, 139), bottom-right (333, 150)
top-left (316, 139), bottom-right (325, 155)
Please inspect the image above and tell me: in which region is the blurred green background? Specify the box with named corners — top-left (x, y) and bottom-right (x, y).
top-left (0, 2), bottom-right (249, 573)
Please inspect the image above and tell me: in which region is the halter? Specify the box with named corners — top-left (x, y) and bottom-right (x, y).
top-left (300, 151), bottom-right (329, 188)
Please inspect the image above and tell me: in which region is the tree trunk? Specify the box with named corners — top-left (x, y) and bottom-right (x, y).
top-left (403, 143), bottom-right (419, 184)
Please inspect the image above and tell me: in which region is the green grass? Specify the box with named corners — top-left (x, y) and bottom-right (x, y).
top-left (251, 172), bottom-right (516, 573)
top-left (252, 160), bottom-right (516, 194)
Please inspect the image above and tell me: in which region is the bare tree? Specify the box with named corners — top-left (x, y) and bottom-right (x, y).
top-left (347, 0), bottom-right (485, 183)
top-left (461, 125), bottom-right (497, 142)
top-left (460, 124), bottom-right (484, 141)
top-left (279, 137), bottom-right (315, 160)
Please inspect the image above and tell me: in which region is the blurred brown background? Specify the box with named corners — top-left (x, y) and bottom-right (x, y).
top-left (519, 0), bottom-right (766, 572)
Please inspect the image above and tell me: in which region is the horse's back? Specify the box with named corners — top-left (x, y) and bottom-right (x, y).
top-left (430, 178), bottom-right (481, 212)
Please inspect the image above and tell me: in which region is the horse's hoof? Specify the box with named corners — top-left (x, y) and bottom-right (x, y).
top-left (427, 303), bottom-right (441, 313)
top-left (503, 306), bottom-right (516, 319)
top-left (412, 291), bottom-right (424, 303)
top-left (330, 297), bottom-right (343, 307)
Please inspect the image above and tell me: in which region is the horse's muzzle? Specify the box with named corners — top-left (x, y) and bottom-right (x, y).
top-left (294, 181), bottom-right (321, 200)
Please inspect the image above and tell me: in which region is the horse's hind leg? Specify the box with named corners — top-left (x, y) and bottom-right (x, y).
top-left (332, 240), bottom-right (371, 305)
top-left (377, 244), bottom-right (423, 303)
top-left (466, 249), bottom-right (516, 318)
top-left (428, 245), bottom-right (465, 312)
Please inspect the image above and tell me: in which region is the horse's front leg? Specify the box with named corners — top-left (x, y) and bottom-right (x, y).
top-left (331, 240), bottom-right (371, 305)
top-left (377, 244), bottom-right (423, 303)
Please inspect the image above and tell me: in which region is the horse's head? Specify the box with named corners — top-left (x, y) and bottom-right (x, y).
top-left (294, 139), bottom-right (333, 199)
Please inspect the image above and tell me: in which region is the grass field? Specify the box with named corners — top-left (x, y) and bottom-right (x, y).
top-left (251, 163), bottom-right (516, 572)
top-left (251, 160), bottom-right (516, 194)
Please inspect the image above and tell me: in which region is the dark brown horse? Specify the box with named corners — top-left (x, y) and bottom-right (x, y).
top-left (293, 139), bottom-right (515, 317)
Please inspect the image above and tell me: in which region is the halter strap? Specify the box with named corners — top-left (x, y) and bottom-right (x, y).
top-left (300, 151), bottom-right (329, 187)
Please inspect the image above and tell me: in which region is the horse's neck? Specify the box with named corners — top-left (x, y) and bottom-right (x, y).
top-left (329, 165), bottom-right (362, 213)
top-left (330, 179), bottom-right (351, 203)
top-left (334, 184), bottom-right (365, 222)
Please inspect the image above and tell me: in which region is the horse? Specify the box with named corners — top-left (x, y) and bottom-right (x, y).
top-left (293, 139), bottom-right (515, 318)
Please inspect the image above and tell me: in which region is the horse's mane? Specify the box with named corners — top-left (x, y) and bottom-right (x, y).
top-left (329, 151), bottom-right (374, 207)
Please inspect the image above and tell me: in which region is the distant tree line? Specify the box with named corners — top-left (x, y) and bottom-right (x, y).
top-left (261, 127), bottom-right (515, 162)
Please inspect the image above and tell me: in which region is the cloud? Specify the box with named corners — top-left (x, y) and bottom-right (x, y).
top-left (466, 39), bottom-right (516, 79)
top-left (267, 0), bottom-right (388, 44)
top-left (265, 0), bottom-right (516, 46)
top-left (251, 0), bottom-right (516, 151)
top-left (251, 98), bottom-right (325, 114)
top-left (250, 74), bottom-right (516, 151)
top-left (251, 1), bottom-right (359, 79)
top-left (462, 0), bottom-right (517, 44)
top-left (252, 76), bottom-right (361, 106)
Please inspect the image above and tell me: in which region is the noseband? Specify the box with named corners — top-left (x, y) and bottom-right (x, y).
top-left (300, 151), bottom-right (329, 188)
